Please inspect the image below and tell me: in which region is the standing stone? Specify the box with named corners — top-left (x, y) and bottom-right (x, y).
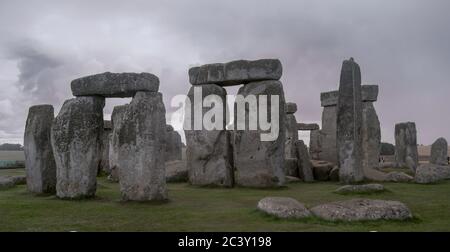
top-left (295, 140), bottom-right (314, 182)
top-left (320, 100), bottom-right (338, 164)
top-left (362, 99), bottom-right (381, 171)
top-left (51, 97), bottom-right (104, 199)
top-left (165, 125), bottom-right (183, 162)
top-left (234, 80), bottom-right (286, 187)
top-left (108, 105), bottom-right (128, 182)
top-left (184, 85), bottom-right (233, 187)
top-left (309, 129), bottom-right (323, 160)
top-left (285, 103), bottom-right (298, 159)
top-left (394, 122), bottom-right (419, 172)
top-left (336, 58), bottom-right (364, 183)
top-left (118, 92), bottom-right (167, 201)
top-left (24, 105), bottom-right (57, 194)
top-left (430, 137), bottom-right (448, 165)
top-left (98, 120), bottom-right (112, 174)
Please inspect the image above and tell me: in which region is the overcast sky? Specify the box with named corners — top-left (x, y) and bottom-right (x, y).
top-left (0, 0), bottom-right (449, 145)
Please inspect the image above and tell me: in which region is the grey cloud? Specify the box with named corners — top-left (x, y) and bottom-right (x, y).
top-left (0, 0), bottom-right (449, 145)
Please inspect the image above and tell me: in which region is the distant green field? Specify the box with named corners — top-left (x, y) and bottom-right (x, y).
top-left (0, 151), bottom-right (25, 161)
top-left (0, 169), bottom-right (449, 231)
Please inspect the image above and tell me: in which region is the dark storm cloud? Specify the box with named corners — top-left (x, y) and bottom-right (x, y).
top-left (0, 0), bottom-right (449, 145)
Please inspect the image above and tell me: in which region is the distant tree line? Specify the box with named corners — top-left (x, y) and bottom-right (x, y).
top-left (0, 143), bottom-right (24, 151)
top-left (380, 142), bottom-right (395, 156)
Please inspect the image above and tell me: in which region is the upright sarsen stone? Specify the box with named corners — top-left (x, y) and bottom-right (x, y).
top-left (430, 137), bottom-right (448, 165)
top-left (184, 85), bottom-right (233, 187)
top-left (362, 97), bottom-right (381, 171)
top-left (394, 122), bottom-right (419, 172)
top-left (165, 125), bottom-right (182, 162)
top-left (99, 120), bottom-right (112, 174)
top-left (234, 80), bottom-right (286, 187)
top-left (336, 58), bottom-right (364, 183)
top-left (285, 104), bottom-right (298, 159)
top-left (51, 97), bottom-right (105, 199)
top-left (320, 100), bottom-right (338, 164)
top-left (24, 105), bottom-right (57, 194)
top-left (118, 92), bottom-right (167, 201)
top-left (108, 105), bottom-right (128, 182)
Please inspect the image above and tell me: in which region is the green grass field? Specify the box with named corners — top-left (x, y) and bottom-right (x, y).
top-left (1, 169), bottom-right (449, 231)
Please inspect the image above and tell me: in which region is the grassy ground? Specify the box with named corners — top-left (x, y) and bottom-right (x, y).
top-left (1, 169), bottom-right (449, 231)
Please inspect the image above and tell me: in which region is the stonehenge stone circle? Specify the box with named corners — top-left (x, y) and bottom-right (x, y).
top-left (108, 104), bottom-right (128, 182)
top-left (24, 105), bottom-right (57, 194)
top-left (430, 137), bottom-right (448, 165)
top-left (394, 122), bottom-right (419, 172)
top-left (336, 58), bottom-right (364, 183)
top-left (295, 140), bottom-right (314, 182)
top-left (189, 59), bottom-right (282, 86)
top-left (234, 80), bottom-right (286, 187)
top-left (184, 84), bottom-right (233, 187)
top-left (71, 72), bottom-right (159, 97)
top-left (362, 94), bottom-right (381, 171)
top-left (117, 91), bottom-right (167, 201)
top-left (257, 197), bottom-right (311, 219)
top-left (165, 125), bottom-right (182, 162)
top-left (310, 199), bottom-right (412, 221)
top-left (51, 96), bottom-right (105, 199)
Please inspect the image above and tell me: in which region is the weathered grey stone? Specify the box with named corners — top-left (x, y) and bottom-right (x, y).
top-left (311, 199), bottom-right (412, 221)
top-left (189, 59), bottom-right (282, 86)
top-left (71, 72), bottom-right (159, 97)
top-left (285, 102), bottom-right (297, 114)
top-left (385, 172), bottom-right (413, 182)
top-left (415, 163), bottom-right (450, 184)
top-left (24, 104), bottom-right (57, 194)
top-left (430, 137), bottom-right (448, 165)
top-left (334, 184), bottom-right (385, 194)
top-left (257, 197), bottom-right (311, 219)
top-left (362, 102), bottom-right (381, 171)
top-left (166, 160), bottom-right (188, 183)
top-left (309, 129), bottom-right (323, 160)
top-left (234, 80), bottom-right (286, 187)
top-left (296, 140), bottom-right (314, 182)
top-left (51, 97), bottom-right (105, 199)
top-left (285, 114), bottom-right (298, 159)
top-left (117, 91), bottom-right (167, 201)
top-left (394, 122), bottom-right (419, 172)
top-left (297, 123), bottom-right (320, 131)
top-left (329, 166), bottom-right (340, 181)
top-left (285, 158), bottom-right (298, 177)
top-left (361, 85), bottom-right (379, 102)
top-left (185, 85), bottom-right (233, 187)
top-left (320, 90), bottom-right (338, 107)
top-left (98, 120), bottom-right (112, 174)
top-left (108, 104), bottom-right (128, 182)
top-left (320, 106), bottom-right (337, 163)
top-left (337, 58), bottom-right (364, 183)
top-left (165, 126), bottom-right (182, 162)
top-left (363, 167), bottom-right (388, 181)
top-left (311, 160), bottom-right (333, 181)
top-left (0, 177), bottom-right (15, 190)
